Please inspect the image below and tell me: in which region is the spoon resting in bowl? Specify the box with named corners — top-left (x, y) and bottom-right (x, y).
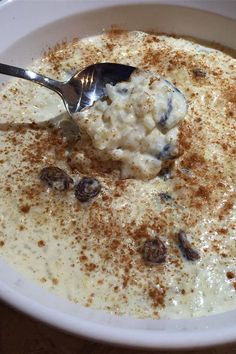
top-left (0, 62), bottom-right (135, 116)
top-left (0, 61), bottom-right (187, 179)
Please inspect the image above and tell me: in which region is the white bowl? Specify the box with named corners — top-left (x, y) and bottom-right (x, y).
top-left (0, 0), bottom-right (236, 350)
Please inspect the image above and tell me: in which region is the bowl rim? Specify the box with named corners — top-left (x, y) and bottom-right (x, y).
top-left (0, 0), bottom-right (236, 349)
top-left (2, 272), bottom-right (236, 350)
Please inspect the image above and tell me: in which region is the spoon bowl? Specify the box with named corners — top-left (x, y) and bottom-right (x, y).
top-left (0, 62), bottom-right (135, 116)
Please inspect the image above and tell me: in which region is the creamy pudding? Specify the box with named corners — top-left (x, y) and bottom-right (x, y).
top-left (0, 30), bottom-right (235, 319)
top-left (78, 69), bottom-right (187, 179)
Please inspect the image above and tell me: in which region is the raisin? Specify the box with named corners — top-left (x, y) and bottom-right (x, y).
top-left (158, 97), bottom-right (173, 128)
top-left (159, 193), bottom-right (172, 202)
top-left (158, 167), bottom-right (172, 181)
top-left (75, 177), bottom-right (101, 202)
top-left (178, 230), bottom-right (200, 261)
top-left (117, 87), bottom-right (128, 94)
top-left (40, 166), bottom-right (73, 191)
top-left (157, 144), bottom-right (173, 161)
top-left (142, 238), bottom-right (167, 264)
top-left (192, 68), bottom-right (206, 78)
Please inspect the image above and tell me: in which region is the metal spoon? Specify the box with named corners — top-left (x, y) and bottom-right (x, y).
top-left (0, 62), bottom-right (135, 116)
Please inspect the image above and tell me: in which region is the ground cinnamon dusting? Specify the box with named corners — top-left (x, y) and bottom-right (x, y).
top-left (148, 286), bottom-right (166, 307)
top-left (20, 204), bottom-right (31, 214)
top-left (38, 240), bottom-right (45, 247)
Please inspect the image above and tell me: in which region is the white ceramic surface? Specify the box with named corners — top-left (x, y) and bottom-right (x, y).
top-left (0, 0), bottom-right (236, 350)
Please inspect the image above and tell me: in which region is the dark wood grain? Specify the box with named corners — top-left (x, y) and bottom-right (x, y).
top-left (1, 300), bottom-right (236, 354)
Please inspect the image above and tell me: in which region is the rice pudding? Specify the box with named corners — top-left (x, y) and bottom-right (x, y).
top-left (78, 69), bottom-right (187, 179)
top-left (0, 30), bottom-right (235, 319)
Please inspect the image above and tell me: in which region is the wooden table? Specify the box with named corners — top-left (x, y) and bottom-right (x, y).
top-left (1, 300), bottom-right (236, 354)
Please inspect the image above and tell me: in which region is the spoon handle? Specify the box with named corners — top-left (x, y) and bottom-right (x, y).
top-left (0, 63), bottom-right (64, 97)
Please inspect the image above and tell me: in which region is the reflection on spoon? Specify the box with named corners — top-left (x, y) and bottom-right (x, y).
top-left (0, 62), bottom-right (135, 116)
